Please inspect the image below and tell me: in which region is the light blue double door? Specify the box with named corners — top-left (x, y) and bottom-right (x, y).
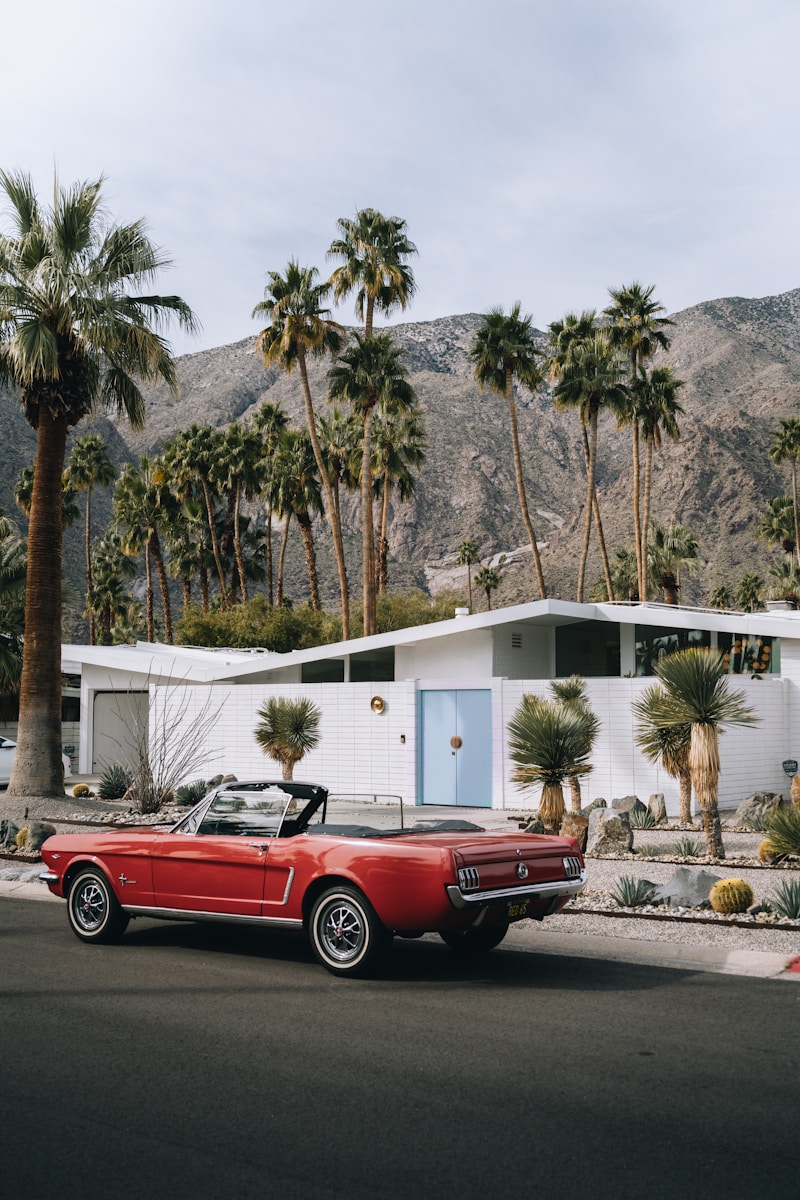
top-left (419, 689), bottom-right (492, 807)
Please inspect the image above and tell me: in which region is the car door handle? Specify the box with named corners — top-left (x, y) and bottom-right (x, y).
top-left (249, 842), bottom-right (270, 853)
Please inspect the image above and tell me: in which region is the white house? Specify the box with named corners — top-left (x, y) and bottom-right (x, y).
top-left (62, 599), bottom-right (800, 817)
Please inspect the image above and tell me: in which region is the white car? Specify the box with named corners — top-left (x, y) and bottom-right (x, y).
top-left (0, 735), bottom-right (72, 786)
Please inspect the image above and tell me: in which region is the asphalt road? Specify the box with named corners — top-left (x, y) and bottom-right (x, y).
top-left (3, 900), bottom-right (799, 1200)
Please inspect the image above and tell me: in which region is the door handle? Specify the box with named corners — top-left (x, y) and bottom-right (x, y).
top-left (249, 842), bottom-right (270, 853)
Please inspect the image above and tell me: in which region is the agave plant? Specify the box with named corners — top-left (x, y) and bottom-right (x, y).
top-left (508, 694), bottom-right (594, 832)
top-left (610, 876), bottom-right (657, 907)
top-left (762, 805), bottom-right (800, 858)
top-left (769, 878), bottom-right (800, 920)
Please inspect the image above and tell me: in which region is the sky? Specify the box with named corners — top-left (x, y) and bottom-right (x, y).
top-left (4, 0), bottom-right (800, 356)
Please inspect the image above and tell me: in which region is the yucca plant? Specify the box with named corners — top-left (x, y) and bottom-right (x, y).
top-left (548, 676), bottom-right (599, 811)
top-left (254, 696), bottom-right (322, 780)
top-left (610, 875), bottom-right (657, 907)
top-left (642, 648), bottom-right (758, 858)
top-left (97, 763), bottom-right (133, 801)
top-left (762, 804), bottom-right (800, 858)
top-left (175, 778), bottom-right (210, 806)
top-left (769, 878), bottom-right (800, 920)
top-left (635, 844), bottom-right (662, 858)
top-left (508, 694), bottom-right (594, 832)
top-left (633, 684), bottom-right (693, 824)
top-left (630, 806), bottom-right (656, 830)
top-left (670, 837), bottom-right (703, 858)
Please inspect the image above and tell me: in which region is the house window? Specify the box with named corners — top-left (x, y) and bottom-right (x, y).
top-left (634, 626), bottom-right (710, 676)
top-left (302, 659), bottom-right (345, 683)
top-left (556, 621), bottom-right (621, 677)
top-left (350, 647), bottom-right (395, 682)
top-left (718, 633), bottom-right (777, 675)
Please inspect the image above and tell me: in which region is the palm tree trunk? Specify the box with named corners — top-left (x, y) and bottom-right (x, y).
top-left (233, 480), bottom-right (248, 603)
top-left (539, 782), bottom-right (566, 833)
top-left (201, 476), bottom-right (229, 609)
top-left (569, 775), bottom-right (583, 812)
top-left (181, 577), bottom-right (192, 613)
top-left (377, 471), bottom-right (391, 594)
top-left (690, 724), bottom-right (725, 858)
top-left (678, 767), bottom-right (693, 825)
top-left (276, 516), bottom-right (291, 606)
top-left (361, 405), bottom-right (377, 634)
top-left (641, 433), bottom-right (655, 602)
top-left (632, 422), bottom-right (644, 603)
top-left (144, 538), bottom-right (155, 642)
top-left (296, 510), bottom-right (321, 611)
top-left (792, 460), bottom-right (800, 570)
top-left (265, 512), bottom-right (274, 607)
top-left (85, 485), bottom-right (95, 645)
top-left (576, 411), bottom-right (597, 602)
top-left (199, 565), bottom-right (209, 613)
top-left (150, 529), bottom-right (173, 644)
top-left (7, 411), bottom-right (68, 798)
top-left (579, 423), bottom-right (614, 600)
top-left (297, 348), bottom-right (351, 639)
top-left (505, 366), bottom-right (547, 599)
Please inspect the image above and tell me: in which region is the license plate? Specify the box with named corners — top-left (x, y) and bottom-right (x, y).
top-left (507, 898), bottom-right (530, 920)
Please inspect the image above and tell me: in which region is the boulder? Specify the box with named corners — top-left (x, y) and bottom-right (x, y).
top-left (582, 797), bottom-right (607, 816)
top-left (611, 795), bottom-right (647, 818)
top-left (0, 819), bottom-right (20, 849)
top-left (732, 792), bottom-right (783, 829)
top-left (560, 811), bottom-right (589, 851)
top-left (23, 821), bottom-right (56, 854)
top-left (648, 793), bottom-right (667, 824)
top-left (523, 816), bottom-right (545, 834)
top-left (587, 809), bottom-right (633, 855)
top-left (652, 867), bottom-right (724, 909)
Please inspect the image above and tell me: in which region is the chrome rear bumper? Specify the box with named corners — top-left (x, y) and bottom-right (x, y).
top-left (446, 870), bottom-right (586, 911)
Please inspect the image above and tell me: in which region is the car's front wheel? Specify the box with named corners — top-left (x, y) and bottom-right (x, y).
top-left (439, 917), bottom-right (509, 954)
top-left (67, 868), bottom-right (130, 944)
top-left (309, 885), bottom-right (391, 977)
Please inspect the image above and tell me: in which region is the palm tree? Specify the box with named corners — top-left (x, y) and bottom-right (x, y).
top-left (212, 424), bottom-right (264, 603)
top-left (644, 647), bottom-right (757, 857)
top-left (736, 572), bottom-right (765, 613)
top-left (90, 528), bottom-right (138, 644)
top-left (114, 457), bottom-right (176, 642)
top-left (253, 261), bottom-right (350, 637)
top-left (647, 520), bottom-right (699, 605)
top-left (457, 539), bottom-right (479, 611)
top-left (609, 546), bottom-right (640, 602)
top-left (0, 512), bottom-right (26, 692)
top-left (15, 464), bottom-right (80, 530)
top-left (756, 495), bottom-right (796, 560)
top-left (708, 584), bottom-right (735, 610)
top-left (547, 311), bottom-right (616, 600)
top-left (551, 333), bottom-right (628, 601)
top-left (604, 282), bottom-right (674, 601)
top-left (508, 694), bottom-right (594, 832)
top-left (66, 433), bottom-right (117, 643)
top-left (548, 675), bottom-right (598, 811)
top-left (767, 560), bottom-right (800, 607)
top-left (164, 424), bottom-right (229, 608)
top-left (470, 304), bottom-right (547, 598)
top-left (252, 401), bottom-right (289, 606)
top-left (0, 171), bottom-right (195, 797)
top-left (273, 430), bottom-right (325, 610)
top-left (318, 405), bottom-right (361, 535)
top-left (371, 403), bottom-right (425, 593)
top-left (327, 208), bottom-right (417, 339)
top-left (633, 685), bottom-right (694, 824)
top-left (635, 365), bottom-right (684, 596)
top-left (328, 332), bottom-right (415, 634)
top-left (769, 418), bottom-right (800, 566)
top-left (474, 564), bottom-right (501, 610)
top-left (254, 696), bottom-right (321, 780)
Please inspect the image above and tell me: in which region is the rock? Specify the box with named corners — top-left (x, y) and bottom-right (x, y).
top-left (791, 774), bottom-right (800, 806)
top-left (0, 819), bottom-right (20, 849)
top-left (582, 797), bottom-right (607, 816)
top-left (523, 816), bottom-right (545, 833)
top-left (648, 793), bottom-right (667, 824)
top-left (732, 792), bottom-right (783, 829)
top-left (23, 821), bottom-right (56, 854)
top-left (587, 809), bottom-right (633, 855)
top-left (560, 811), bottom-right (589, 851)
top-left (611, 795), bottom-right (646, 818)
top-left (652, 867), bottom-right (724, 908)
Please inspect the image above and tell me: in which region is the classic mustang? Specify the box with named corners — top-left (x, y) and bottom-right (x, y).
top-left (40, 780), bottom-right (586, 976)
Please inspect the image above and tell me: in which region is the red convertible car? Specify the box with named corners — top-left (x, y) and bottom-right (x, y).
top-left (40, 780), bottom-right (586, 976)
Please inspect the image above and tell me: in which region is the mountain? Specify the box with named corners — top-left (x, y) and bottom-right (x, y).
top-left (2, 289), bottom-right (799, 626)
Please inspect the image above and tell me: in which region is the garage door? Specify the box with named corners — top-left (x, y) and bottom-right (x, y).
top-left (92, 691), bottom-right (149, 772)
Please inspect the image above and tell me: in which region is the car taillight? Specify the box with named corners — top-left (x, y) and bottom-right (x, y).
top-left (563, 856), bottom-right (582, 879)
top-left (457, 866), bottom-right (480, 891)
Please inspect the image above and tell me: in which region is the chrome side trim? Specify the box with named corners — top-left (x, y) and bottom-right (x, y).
top-left (281, 868), bottom-right (295, 905)
top-left (445, 870), bottom-right (586, 911)
top-left (119, 904), bottom-right (303, 929)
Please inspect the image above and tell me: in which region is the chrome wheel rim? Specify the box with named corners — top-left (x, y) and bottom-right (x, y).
top-left (319, 900), bottom-right (365, 963)
top-left (72, 879), bottom-right (107, 931)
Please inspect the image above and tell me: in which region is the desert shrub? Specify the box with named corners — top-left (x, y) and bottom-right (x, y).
top-left (72, 783), bottom-right (91, 798)
top-left (15, 826), bottom-right (28, 849)
top-left (762, 804), bottom-right (800, 858)
top-left (97, 763), bottom-right (133, 801)
top-left (670, 837), bottom-right (703, 858)
top-left (709, 879), bottom-right (754, 914)
top-left (769, 878), bottom-right (800, 920)
top-left (610, 876), bottom-right (657, 907)
top-left (635, 844), bottom-right (662, 858)
top-left (176, 779), bottom-right (211, 806)
top-left (630, 807), bottom-right (656, 830)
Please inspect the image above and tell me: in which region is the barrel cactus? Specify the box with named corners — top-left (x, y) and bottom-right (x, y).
top-left (709, 878), bottom-right (754, 914)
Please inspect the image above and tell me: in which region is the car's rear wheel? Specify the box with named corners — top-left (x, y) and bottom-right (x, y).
top-left (67, 868), bottom-right (129, 944)
top-left (309, 885), bottom-right (391, 977)
top-left (439, 917), bottom-right (509, 954)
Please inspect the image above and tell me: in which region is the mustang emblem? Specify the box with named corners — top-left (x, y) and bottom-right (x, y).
top-left (516, 863), bottom-right (529, 880)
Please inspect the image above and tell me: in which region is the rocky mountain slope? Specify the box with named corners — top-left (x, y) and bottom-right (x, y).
top-left (2, 289), bottom-right (799, 622)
